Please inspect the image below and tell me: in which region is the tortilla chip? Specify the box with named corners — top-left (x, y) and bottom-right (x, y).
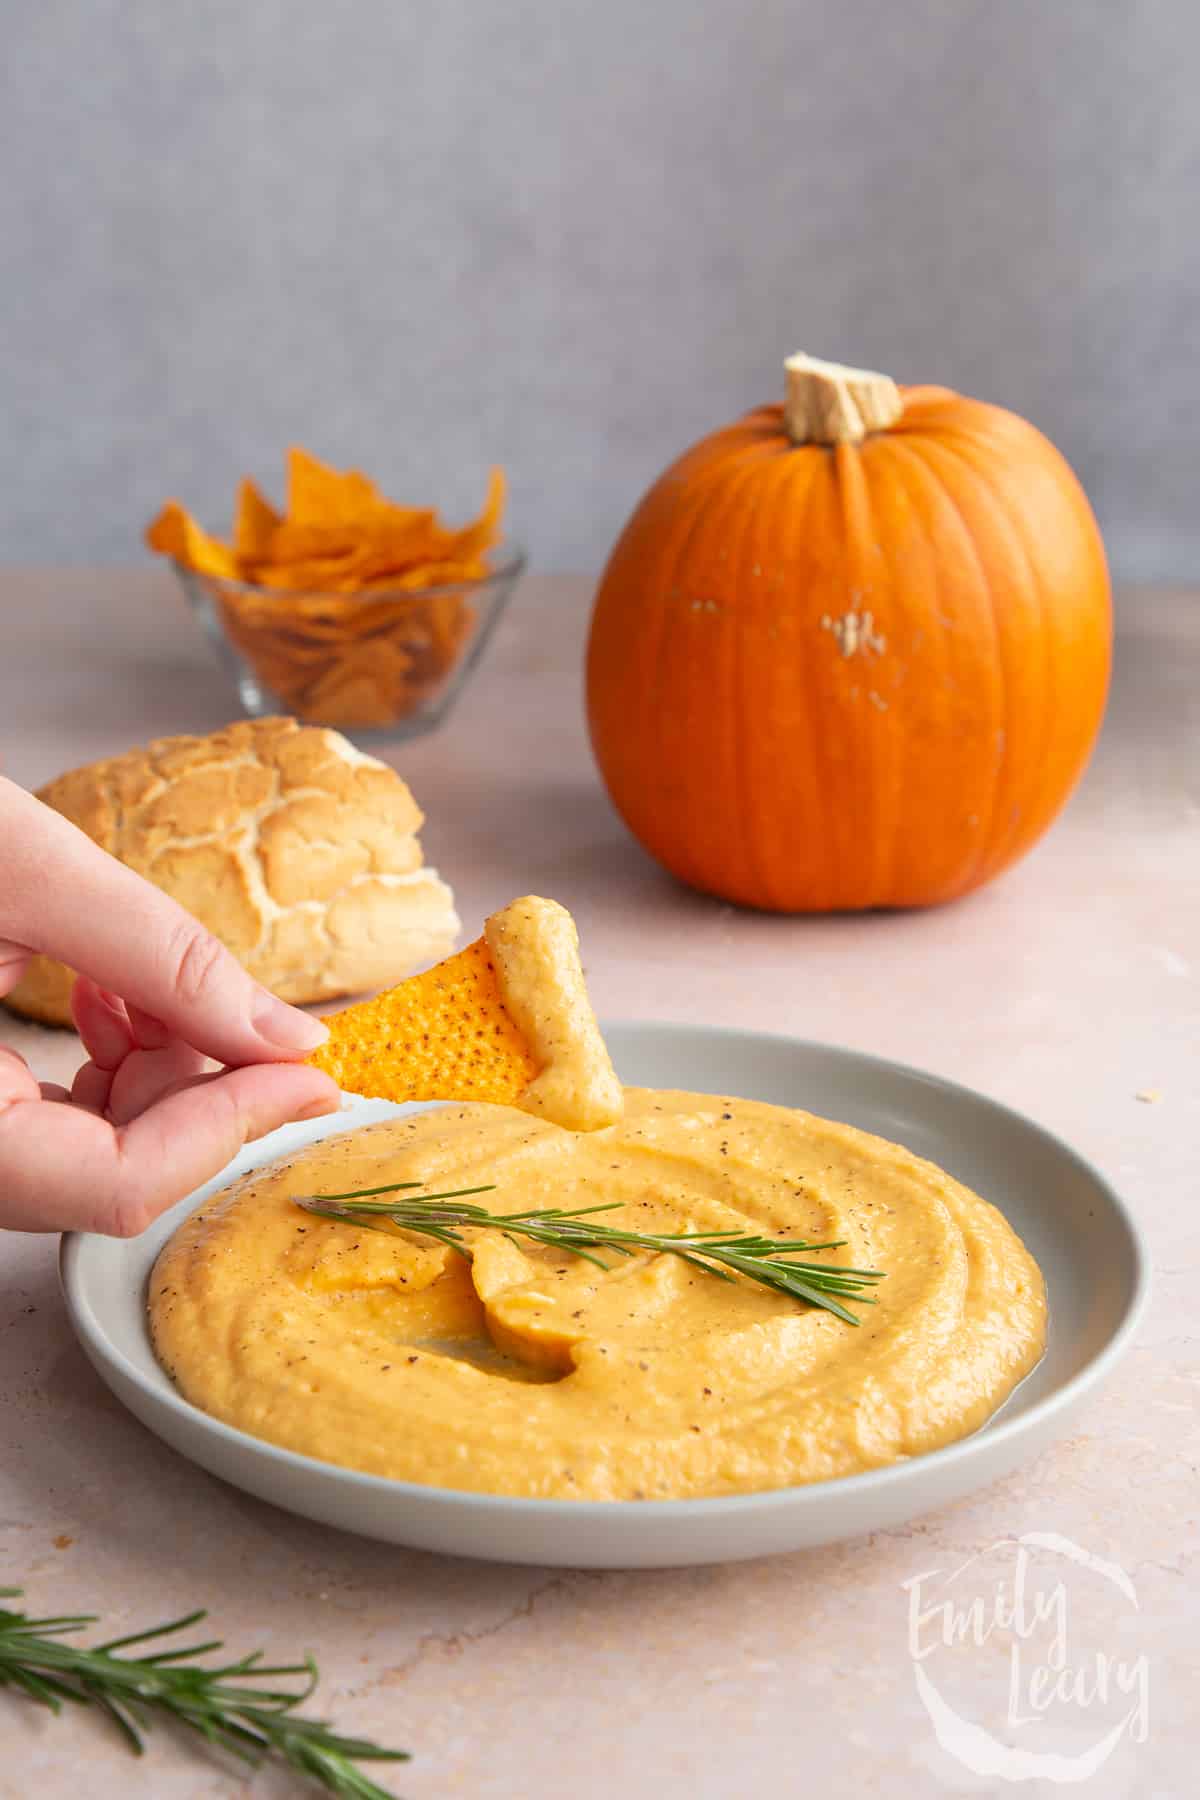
top-left (145, 501), bottom-right (239, 581)
top-left (449, 465), bottom-right (506, 562)
top-left (308, 937), bottom-right (537, 1104)
top-left (233, 478), bottom-right (282, 563)
top-left (286, 446), bottom-right (385, 527)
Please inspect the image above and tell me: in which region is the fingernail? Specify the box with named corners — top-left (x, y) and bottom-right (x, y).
top-left (251, 995), bottom-right (329, 1054)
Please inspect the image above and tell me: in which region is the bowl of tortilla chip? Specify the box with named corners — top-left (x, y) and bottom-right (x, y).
top-left (148, 450), bottom-right (524, 740)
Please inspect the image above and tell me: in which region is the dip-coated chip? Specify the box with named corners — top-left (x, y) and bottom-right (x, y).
top-left (308, 896), bottom-right (624, 1132)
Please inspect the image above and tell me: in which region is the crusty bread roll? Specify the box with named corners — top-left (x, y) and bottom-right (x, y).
top-left (3, 716), bottom-right (460, 1026)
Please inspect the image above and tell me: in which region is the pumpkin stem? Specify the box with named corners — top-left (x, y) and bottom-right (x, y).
top-left (783, 353), bottom-right (903, 446)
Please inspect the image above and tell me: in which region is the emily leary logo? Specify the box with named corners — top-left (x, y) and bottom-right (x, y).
top-left (902, 1532), bottom-right (1150, 1784)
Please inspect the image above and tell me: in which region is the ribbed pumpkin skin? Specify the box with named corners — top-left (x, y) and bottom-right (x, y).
top-left (586, 387), bottom-right (1112, 911)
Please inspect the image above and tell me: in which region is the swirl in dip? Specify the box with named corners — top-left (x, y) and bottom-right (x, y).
top-left (149, 1090), bottom-right (1046, 1500)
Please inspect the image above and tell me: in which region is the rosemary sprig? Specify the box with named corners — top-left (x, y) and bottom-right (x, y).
top-left (297, 1182), bottom-right (885, 1325)
top-left (0, 1588), bottom-right (405, 1798)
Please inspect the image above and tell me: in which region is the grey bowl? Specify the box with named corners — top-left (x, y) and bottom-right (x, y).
top-left (60, 1022), bottom-right (1147, 1568)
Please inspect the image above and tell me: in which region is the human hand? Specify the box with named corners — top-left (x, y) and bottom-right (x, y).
top-left (0, 775), bottom-right (341, 1235)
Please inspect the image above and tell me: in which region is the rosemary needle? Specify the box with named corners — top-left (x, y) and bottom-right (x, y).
top-left (297, 1181), bottom-right (885, 1325)
top-left (0, 1589), bottom-right (406, 1798)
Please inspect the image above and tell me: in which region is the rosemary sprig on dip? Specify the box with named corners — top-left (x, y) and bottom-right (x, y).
top-left (297, 1182), bottom-right (885, 1325)
top-left (0, 1589), bottom-right (405, 1798)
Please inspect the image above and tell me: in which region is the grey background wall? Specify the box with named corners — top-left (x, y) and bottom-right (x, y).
top-left (2, 1), bottom-right (1196, 579)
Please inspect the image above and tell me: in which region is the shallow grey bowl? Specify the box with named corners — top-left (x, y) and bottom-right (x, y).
top-left (60, 1023), bottom-right (1147, 1568)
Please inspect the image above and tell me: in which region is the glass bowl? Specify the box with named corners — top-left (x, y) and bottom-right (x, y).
top-left (175, 542), bottom-right (525, 743)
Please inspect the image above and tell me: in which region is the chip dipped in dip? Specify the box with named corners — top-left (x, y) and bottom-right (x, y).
top-left (307, 895), bottom-right (624, 1132)
top-left (149, 1089), bottom-right (1046, 1500)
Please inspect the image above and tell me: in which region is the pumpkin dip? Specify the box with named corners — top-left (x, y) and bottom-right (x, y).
top-left (149, 1088), bottom-right (1046, 1500)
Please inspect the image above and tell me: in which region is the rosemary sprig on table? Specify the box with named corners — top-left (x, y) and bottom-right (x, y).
top-left (0, 1589), bottom-right (405, 1798)
top-left (298, 1182), bottom-right (885, 1325)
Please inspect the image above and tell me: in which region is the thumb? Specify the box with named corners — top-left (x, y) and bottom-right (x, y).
top-left (0, 1062), bottom-right (340, 1236)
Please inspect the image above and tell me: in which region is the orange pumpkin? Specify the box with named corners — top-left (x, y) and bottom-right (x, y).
top-left (586, 354), bottom-right (1112, 911)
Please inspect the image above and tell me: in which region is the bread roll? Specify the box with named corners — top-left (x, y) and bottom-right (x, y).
top-left (3, 716), bottom-right (460, 1026)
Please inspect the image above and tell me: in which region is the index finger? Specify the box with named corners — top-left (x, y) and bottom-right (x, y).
top-left (0, 776), bottom-right (327, 1066)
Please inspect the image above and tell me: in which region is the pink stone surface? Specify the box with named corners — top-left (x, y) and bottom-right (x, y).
top-left (0, 571), bottom-right (1195, 1797)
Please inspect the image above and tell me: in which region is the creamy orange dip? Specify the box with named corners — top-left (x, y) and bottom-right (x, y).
top-left (149, 1091), bottom-right (1046, 1500)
